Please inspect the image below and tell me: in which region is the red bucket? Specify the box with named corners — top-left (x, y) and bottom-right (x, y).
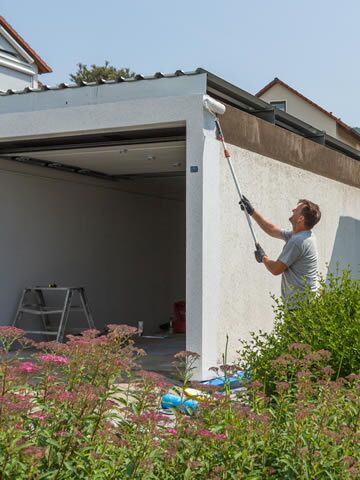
top-left (173, 301), bottom-right (186, 334)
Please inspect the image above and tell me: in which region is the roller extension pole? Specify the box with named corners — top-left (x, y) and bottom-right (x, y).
top-left (203, 95), bottom-right (258, 246)
top-left (214, 119), bottom-right (258, 245)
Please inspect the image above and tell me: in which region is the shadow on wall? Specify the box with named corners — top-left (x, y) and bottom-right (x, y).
top-left (328, 216), bottom-right (360, 278)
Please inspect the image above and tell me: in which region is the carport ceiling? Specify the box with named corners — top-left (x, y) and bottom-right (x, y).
top-left (0, 124), bottom-right (187, 181)
top-left (11, 141), bottom-right (185, 177)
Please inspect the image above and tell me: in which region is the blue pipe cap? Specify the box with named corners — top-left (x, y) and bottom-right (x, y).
top-left (161, 393), bottom-right (198, 414)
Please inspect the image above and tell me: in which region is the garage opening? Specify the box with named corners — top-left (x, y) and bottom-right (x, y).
top-left (0, 125), bottom-right (186, 375)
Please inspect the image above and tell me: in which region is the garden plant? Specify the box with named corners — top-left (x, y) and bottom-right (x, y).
top-left (0, 273), bottom-right (359, 479)
top-left (240, 268), bottom-right (360, 395)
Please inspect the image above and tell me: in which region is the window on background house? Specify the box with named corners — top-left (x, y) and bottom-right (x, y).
top-left (270, 101), bottom-right (286, 112)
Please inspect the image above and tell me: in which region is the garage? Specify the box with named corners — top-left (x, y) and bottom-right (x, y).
top-left (0, 70), bottom-right (211, 373)
top-left (2, 69), bottom-right (359, 380)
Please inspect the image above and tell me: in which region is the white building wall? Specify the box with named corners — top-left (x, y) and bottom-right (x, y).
top-left (213, 143), bottom-right (360, 363)
top-left (259, 84), bottom-right (337, 137)
top-left (0, 65), bottom-right (35, 90)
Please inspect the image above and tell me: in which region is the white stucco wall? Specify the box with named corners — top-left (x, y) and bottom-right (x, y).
top-left (212, 142), bottom-right (360, 364)
top-left (0, 162), bottom-right (185, 334)
top-left (0, 65), bottom-right (35, 90)
top-left (259, 84), bottom-right (337, 137)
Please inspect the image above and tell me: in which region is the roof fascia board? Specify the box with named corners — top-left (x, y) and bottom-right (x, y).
top-left (275, 109), bottom-right (323, 136)
top-left (0, 94), bottom-right (201, 142)
top-left (206, 70), bottom-right (270, 112)
top-left (207, 85), bottom-right (256, 113)
top-left (0, 73), bottom-right (207, 115)
top-left (325, 134), bottom-right (360, 160)
top-left (0, 25), bottom-right (34, 64)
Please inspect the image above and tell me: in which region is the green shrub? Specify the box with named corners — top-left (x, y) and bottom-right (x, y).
top-left (240, 268), bottom-right (360, 394)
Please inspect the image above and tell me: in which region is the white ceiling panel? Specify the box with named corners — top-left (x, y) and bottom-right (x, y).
top-left (19, 141), bottom-right (186, 176)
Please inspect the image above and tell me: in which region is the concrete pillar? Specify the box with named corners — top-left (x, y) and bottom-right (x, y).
top-left (186, 112), bottom-right (221, 379)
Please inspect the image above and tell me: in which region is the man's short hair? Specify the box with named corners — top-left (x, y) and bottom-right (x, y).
top-left (298, 199), bottom-right (321, 229)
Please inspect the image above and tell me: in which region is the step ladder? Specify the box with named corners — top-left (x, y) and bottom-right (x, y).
top-left (12, 287), bottom-right (95, 342)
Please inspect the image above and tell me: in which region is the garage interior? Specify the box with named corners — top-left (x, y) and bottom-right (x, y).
top-left (0, 125), bottom-right (186, 372)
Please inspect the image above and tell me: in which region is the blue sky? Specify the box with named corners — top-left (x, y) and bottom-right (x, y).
top-left (2, 0), bottom-right (359, 126)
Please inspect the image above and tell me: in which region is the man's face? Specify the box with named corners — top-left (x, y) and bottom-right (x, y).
top-left (289, 202), bottom-right (305, 228)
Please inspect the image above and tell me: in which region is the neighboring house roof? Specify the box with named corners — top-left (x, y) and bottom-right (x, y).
top-left (0, 16), bottom-right (52, 74)
top-left (256, 77), bottom-right (360, 139)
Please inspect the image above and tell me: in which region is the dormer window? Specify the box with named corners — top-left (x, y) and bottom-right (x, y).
top-left (270, 101), bottom-right (286, 112)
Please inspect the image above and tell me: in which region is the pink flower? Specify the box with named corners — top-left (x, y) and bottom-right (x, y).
top-left (165, 428), bottom-right (177, 435)
top-left (17, 362), bottom-right (40, 374)
top-left (288, 343), bottom-right (311, 352)
top-left (38, 354), bottom-right (69, 365)
top-left (91, 452), bottom-right (102, 460)
top-left (131, 411), bottom-right (168, 424)
top-left (0, 326), bottom-right (25, 339)
top-left (58, 391), bottom-right (73, 401)
top-left (103, 400), bottom-right (116, 409)
top-left (212, 393), bottom-right (225, 400)
top-left (344, 456), bottom-right (355, 467)
top-left (194, 429), bottom-right (226, 440)
top-left (174, 351), bottom-right (200, 360)
top-left (196, 429), bottom-right (213, 438)
top-left (31, 412), bottom-right (48, 421)
top-left (276, 381), bottom-right (290, 394)
top-left (21, 446), bottom-right (45, 460)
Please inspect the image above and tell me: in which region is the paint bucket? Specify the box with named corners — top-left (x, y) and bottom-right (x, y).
top-left (173, 301), bottom-right (186, 333)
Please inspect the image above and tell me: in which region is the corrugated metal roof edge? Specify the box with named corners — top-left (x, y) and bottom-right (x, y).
top-left (0, 68), bottom-right (205, 96)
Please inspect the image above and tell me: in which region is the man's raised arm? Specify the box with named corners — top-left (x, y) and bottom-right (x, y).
top-left (240, 196), bottom-right (283, 239)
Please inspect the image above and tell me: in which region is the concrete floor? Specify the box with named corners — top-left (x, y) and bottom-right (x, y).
top-left (136, 334), bottom-right (185, 380)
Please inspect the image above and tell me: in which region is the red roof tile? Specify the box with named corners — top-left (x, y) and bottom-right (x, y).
top-left (0, 16), bottom-right (52, 74)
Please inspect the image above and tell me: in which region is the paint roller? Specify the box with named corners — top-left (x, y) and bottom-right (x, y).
top-left (203, 95), bottom-right (226, 116)
top-left (203, 95), bottom-right (259, 247)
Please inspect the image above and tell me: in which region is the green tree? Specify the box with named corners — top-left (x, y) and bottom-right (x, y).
top-left (70, 61), bottom-right (135, 84)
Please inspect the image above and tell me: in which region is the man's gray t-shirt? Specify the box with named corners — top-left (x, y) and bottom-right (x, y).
top-left (278, 229), bottom-right (318, 301)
